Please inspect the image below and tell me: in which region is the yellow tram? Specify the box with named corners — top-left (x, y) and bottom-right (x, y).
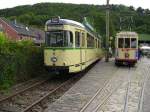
top-left (44, 17), bottom-right (103, 73)
top-left (115, 31), bottom-right (138, 66)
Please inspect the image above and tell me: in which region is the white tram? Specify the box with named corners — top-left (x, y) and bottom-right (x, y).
top-left (115, 31), bottom-right (138, 66)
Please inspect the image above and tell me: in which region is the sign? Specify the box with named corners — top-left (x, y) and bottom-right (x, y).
top-left (51, 17), bottom-right (60, 23)
top-left (47, 25), bottom-right (63, 31)
top-left (125, 52), bottom-right (129, 58)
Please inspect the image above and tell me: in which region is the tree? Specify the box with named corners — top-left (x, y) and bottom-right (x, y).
top-left (0, 3), bottom-right (149, 35)
top-left (136, 7), bottom-right (144, 15)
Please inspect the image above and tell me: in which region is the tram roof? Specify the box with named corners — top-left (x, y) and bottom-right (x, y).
top-left (46, 19), bottom-right (85, 28)
top-left (117, 31), bottom-right (138, 37)
top-left (46, 18), bottom-right (102, 39)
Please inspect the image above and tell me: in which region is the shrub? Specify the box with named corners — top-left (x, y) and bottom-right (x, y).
top-left (0, 33), bottom-right (44, 90)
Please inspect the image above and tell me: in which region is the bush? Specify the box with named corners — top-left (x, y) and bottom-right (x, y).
top-left (0, 33), bottom-right (44, 90)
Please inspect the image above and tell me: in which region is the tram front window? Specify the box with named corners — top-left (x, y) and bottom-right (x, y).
top-left (118, 38), bottom-right (124, 48)
top-left (125, 38), bottom-right (130, 48)
top-left (46, 31), bottom-right (73, 47)
top-left (131, 38), bottom-right (137, 48)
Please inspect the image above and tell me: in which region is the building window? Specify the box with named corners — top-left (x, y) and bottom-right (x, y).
top-left (20, 36), bottom-right (23, 40)
top-left (37, 33), bottom-right (41, 40)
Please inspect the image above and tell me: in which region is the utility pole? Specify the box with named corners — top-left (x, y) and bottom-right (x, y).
top-left (105, 0), bottom-right (110, 62)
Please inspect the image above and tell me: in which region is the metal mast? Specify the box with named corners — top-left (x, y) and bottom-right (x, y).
top-left (105, 0), bottom-right (110, 62)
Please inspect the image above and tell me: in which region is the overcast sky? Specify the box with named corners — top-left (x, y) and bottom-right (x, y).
top-left (0, 0), bottom-right (149, 10)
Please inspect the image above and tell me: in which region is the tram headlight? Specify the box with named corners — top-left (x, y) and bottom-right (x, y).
top-left (51, 57), bottom-right (57, 62)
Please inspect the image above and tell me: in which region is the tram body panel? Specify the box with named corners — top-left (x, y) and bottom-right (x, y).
top-left (115, 48), bottom-right (138, 61)
top-left (44, 48), bottom-right (102, 73)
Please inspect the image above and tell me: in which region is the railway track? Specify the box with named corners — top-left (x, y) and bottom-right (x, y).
top-left (0, 77), bottom-right (48, 99)
top-left (79, 65), bottom-right (150, 112)
top-left (88, 62), bottom-right (149, 112)
top-left (123, 65), bottom-right (150, 112)
top-left (79, 67), bottom-right (129, 112)
top-left (93, 66), bottom-right (146, 112)
top-left (139, 65), bottom-right (150, 111)
top-left (123, 68), bottom-right (131, 112)
top-left (0, 78), bottom-right (50, 112)
top-left (0, 72), bottom-right (85, 112)
top-left (123, 64), bottom-right (149, 112)
top-left (0, 78), bottom-right (49, 103)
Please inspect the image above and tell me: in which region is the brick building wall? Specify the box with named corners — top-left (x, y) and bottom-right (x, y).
top-left (0, 18), bottom-right (19, 40)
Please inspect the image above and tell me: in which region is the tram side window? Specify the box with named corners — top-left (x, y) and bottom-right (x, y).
top-left (125, 38), bottom-right (130, 48)
top-left (66, 31), bottom-right (73, 47)
top-left (97, 40), bottom-right (99, 48)
top-left (87, 33), bottom-right (94, 48)
top-left (95, 39), bottom-right (97, 48)
top-left (118, 38), bottom-right (124, 48)
top-left (131, 38), bottom-right (137, 48)
top-left (75, 31), bottom-right (80, 47)
top-left (81, 33), bottom-right (85, 47)
top-left (99, 40), bottom-right (101, 48)
top-left (70, 32), bottom-right (73, 47)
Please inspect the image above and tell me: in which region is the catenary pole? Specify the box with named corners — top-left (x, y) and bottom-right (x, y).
top-left (105, 0), bottom-right (110, 62)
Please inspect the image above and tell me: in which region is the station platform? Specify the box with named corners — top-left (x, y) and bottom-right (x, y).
top-left (44, 59), bottom-right (119, 112)
top-left (45, 58), bottom-right (150, 112)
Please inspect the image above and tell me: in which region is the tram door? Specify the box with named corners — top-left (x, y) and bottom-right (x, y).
top-left (81, 32), bottom-right (86, 70)
top-left (75, 31), bottom-right (84, 71)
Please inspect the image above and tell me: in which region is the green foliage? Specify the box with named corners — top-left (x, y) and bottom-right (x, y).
top-left (139, 34), bottom-right (150, 41)
top-left (1, 3), bottom-right (150, 37)
top-left (1, 3), bottom-right (150, 48)
top-left (0, 33), bottom-right (7, 45)
top-left (0, 3), bottom-right (149, 36)
top-left (0, 33), bottom-right (44, 90)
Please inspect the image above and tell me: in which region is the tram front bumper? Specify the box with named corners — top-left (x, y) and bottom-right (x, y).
top-left (115, 58), bottom-right (137, 64)
top-left (45, 65), bottom-right (69, 72)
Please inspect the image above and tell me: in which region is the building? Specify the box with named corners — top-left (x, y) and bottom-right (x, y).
top-left (0, 17), bottom-right (45, 44)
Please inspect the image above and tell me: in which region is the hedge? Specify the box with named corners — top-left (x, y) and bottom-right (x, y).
top-left (0, 33), bottom-right (45, 90)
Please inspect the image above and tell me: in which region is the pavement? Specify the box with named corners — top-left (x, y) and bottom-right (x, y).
top-left (142, 58), bottom-right (150, 112)
top-left (44, 58), bottom-right (150, 112)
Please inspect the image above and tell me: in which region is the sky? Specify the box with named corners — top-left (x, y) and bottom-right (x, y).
top-left (0, 0), bottom-right (149, 10)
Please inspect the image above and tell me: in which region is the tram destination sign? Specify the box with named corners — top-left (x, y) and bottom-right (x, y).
top-left (47, 25), bottom-right (64, 31)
